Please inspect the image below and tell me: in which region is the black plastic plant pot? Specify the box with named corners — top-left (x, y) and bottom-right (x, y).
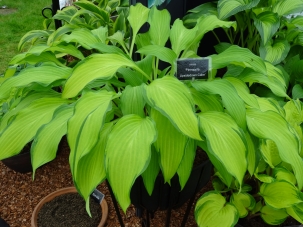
top-left (130, 159), bottom-right (212, 212)
top-left (1, 147), bottom-right (32, 174)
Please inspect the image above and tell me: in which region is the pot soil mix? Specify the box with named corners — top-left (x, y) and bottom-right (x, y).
top-left (37, 193), bottom-right (101, 227)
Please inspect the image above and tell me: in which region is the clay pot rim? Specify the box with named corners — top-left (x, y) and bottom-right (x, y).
top-left (31, 186), bottom-right (108, 227)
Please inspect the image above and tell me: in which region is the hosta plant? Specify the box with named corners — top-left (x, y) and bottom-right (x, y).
top-left (183, 0), bottom-right (303, 226)
top-left (0, 2), bottom-right (302, 227)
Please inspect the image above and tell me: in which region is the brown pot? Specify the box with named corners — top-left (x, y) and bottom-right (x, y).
top-left (31, 187), bottom-right (108, 227)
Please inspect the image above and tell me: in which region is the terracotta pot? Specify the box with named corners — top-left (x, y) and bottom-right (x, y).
top-left (31, 187), bottom-right (108, 227)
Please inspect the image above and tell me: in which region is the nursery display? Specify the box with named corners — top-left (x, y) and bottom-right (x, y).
top-left (1, 0), bottom-right (303, 227)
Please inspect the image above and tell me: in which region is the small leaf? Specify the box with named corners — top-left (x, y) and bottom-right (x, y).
top-left (260, 181), bottom-right (303, 208)
top-left (127, 3), bottom-right (149, 37)
top-left (230, 192), bottom-right (256, 218)
top-left (195, 191), bottom-right (239, 227)
top-left (259, 39), bottom-right (290, 65)
top-left (137, 45), bottom-right (177, 65)
top-left (286, 203), bottom-right (303, 223)
top-left (260, 205), bottom-right (288, 225)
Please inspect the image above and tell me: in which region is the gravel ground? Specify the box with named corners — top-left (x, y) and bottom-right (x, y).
top-left (0, 142), bottom-right (207, 227)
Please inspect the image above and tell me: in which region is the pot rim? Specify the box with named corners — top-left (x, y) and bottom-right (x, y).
top-left (31, 186), bottom-right (108, 227)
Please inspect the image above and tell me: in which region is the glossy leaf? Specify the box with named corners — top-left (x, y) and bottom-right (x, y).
top-left (195, 191), bottom-right (239, 227)
top-left (105, 115), bottom-right (157, 212)
top-left (260, 181), bottom-right (303, 208)
top-left (198, 112), bottom-right (247, 186)
top-left (145, 76), bottom-right (201, 140)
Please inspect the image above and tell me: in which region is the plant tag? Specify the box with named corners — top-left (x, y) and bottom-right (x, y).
top-left (90, 189), bottom-right (104, 204)
top-left (176, 58), bottom-right (210, 80)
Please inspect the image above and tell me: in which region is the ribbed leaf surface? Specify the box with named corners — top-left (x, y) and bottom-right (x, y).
top-left (218, 0), bottom-right (260, 20)
top-left (145, 76), bottom-right (201, 140)
top-left (246, 108), bottom-right (303, 189)
top-left (198, 112), bottom-right (247, 185)
top-left (105, 115), bottom-right (157, 212)
top-left (121, 85), bottom-right (145, 117)
top-left (273, 0), bottom-right (303, 16)
top-left (230, 192), bottom-right (255, 218)
top-left (195, 191), bottom-right (239, 227)
top-left (0, 97), bottom-right (68, 160)
top-left (260, 40), bottom-right (290, 65)
top-left (261, 205), bottom-right (288, 225)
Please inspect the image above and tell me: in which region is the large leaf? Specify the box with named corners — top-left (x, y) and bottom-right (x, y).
top-left (217, 0), bottom-right (260, 20)
top-left (10, 52), bottom-right (64, 66)
top-left (147, 6), bottom-right (170, 47)
top-left (62, 53), bottom-right (148, 98)
top-left (246, 108), bottom-right (303, 189)
top-left (286, 203), bottom-right (303, 223)
top-left (190, 88), bottom-right (224, 112)
top-left (141, 146), bottom-right (160, 195)
top-left (18, 30), bottom-right (52, 51)
top-left (272, 0), bottom-right (303, 16)
top-left (151, 108), bottom-right (188, 183)
top-left (0, 97), bottom-right (68, 160)
top-left (31, 104), bottom-right (74, 175)
top-left (77, 122), bottom-right (113, 215)
top-left (136, 45), bottom-right (177, 65)
top-left (121, 85), bottom-right (145, 117)
top-left (144, 76), bottom-right (201, 140)
top-left (192, 78), bottom-right (246, 130)
top-left (177, 139), bottom-right (196, 190)
top-left (0, 64), bottom-right (72, 100)
top-left (260, 205), bottom-right (288, 225)
top-left (259, 39), bottom-right (290, 65)
top-left (253, 11), bottom-right (280, 45)
top-left (195, 191), bottom-right (239, 227)
top-left (211, 45), bottom-right (267, 75)
top-left (68, 90), bottom-right (116, 177)
top-left (105, 115), bottom-right (157, 212)
top-left (260, 181), bottom-right (303, 208)
top-left (198, 112), bottom-right (247, 186)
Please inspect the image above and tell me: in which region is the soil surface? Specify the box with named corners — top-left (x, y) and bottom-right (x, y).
top-left (0, 142), bottom-right (301, 227)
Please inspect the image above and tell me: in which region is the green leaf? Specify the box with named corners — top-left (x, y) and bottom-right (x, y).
top-left (260, 139), bottom-right (282, 168)
top-left (170, 19), bottom-right (198, 57)
top-left (286, 203), bottom-right (303, 223)
top-left (62, 53), bottom-right (148, 98)
top-left (253, 11), bottom-right (280, 45)
top-left (74, 1), bottom-right (109, 22)
top-left (105, 115), bottom-right (157, 212)
top-left (260, 181), bottom-right (303, 208)
top-left (0, 97), bottom-right (68, 160)
top-left (121, 85), bottom-right (145, 117)
top-left (47, 24), bottom-right (79, 45)
top-left (292, 84), bottom-right (303, 99)
top-left (177, 139), bottom-right (196, 190)
top-left (127, 3), bottom-right (149, 37)
top-left (273, 0), bottom-right (303, 16)
top-left (254, 173), bottom-right (275, 183)
top-left (0, 64), bottom-right (72, 100)
top-left (141, 147), bottom-right (160, 195)
top-left (259, 39), bottom-right (290, 65)
top-left (78, 122), bottom-right (113, 216)
top-left (151, 108), bottom-right (188, 183)
top-left (260, 205), bottom-right (288, 225)
top-left (31, 104), bottom-right (74, 175)
top-left (18, 30), bottom-right (52, 51)
top-left (10, 52), bottom-right (64, 66)
top-left (190, 89), bottom-right (224, 112)
top-left (211, 45), bottom-right (267, 75)
top-left (68, 90), bottom-right (116, 176)
top-left (147, 6), bottom-right (170, 47)
top-left (108, 31), bottom-right (128, 53)
top-left (137, 45), bottom-right (177, 66)
top-left (246, 108), bottom-right (303, 189)
top-left (230, 192), bottom-right (256, 218)
top-left (217, 0), bottom-right (260, 20)
top-left (46, 44), bottom-right (85, 60)
top-left (245, 131), bottom-right (259, 176)
top-left (192, 79), bottom-right (246, 130)
top-left (61, 28), bottom-right (99, 50)
top-left (274, 167), bottom-right (297, 185)
top-left (195, 191), bottom-right (239, 227)
top-left (198, 112), bottom-right (247, 186)
top-left (145, 76), bottom-right (201, 140)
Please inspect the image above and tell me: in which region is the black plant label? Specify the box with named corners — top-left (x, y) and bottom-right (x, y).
top-left (176, 58), bottom-right (209, 80)
top-left (90, 189), bottom-right (104, 204)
